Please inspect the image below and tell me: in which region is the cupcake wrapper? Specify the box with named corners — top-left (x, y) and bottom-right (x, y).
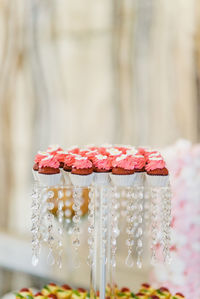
top-left (69, 173), bottom-right (94, 187)
top-left (37, 172), bottom-right (62, 187)
top-left (61, 169), bottom-right (71, 186)
top-left (32, 169), bottom-right (38, 181)
top-left (146, 174), bottom-right (169, 187)
top-left (133, 172), bottom-right (145, 186)
top-left (110, 173), bottom-right (136, 187)
top-left (93, 172), bottom-right (111, 186)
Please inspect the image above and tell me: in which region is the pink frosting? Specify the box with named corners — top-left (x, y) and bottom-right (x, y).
top-left (64, 154), bottom-right (78, 166)
top-left (68, 146), bottom-right (80, 154)
top-left (146, 152), bottom-right (163, 162)
top-left (79, 149), bottom-right (90, 156)
top-left (39, 155), bottom-right (60, 169)
top-left (85, 149), bottom-right (99, 159)
top-left (145, 157), bottom-right (166, 171)
top-left (55, 151), bottom-right (68, 162)
top-left (98, 147), bottom-right (108, 155)
top-left (138, 147), bottom-right (146, 156)
top-left (106, 148), bottom-right (122, 157)
top-left (47, 145), bottom-right (63, 155)
top-left (144, 150), bottom-right (161, 158)
top-left (72, 157), bottom-right (93, 169)
top-left (92, 154), bottom-right (112, 170)
top-left (114, 146), bottom-right (130, 154)
top-left (133, 154), bottom-right (146, 169)
top-left (34, 151), bottom-right (49, 163)
top-left (87, 145), bottom-right (99, 151)
top-left (112, 154), bottom-right (135, 170)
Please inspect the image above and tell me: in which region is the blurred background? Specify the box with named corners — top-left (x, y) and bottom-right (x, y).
top-left (0, 0), bottom-right (200, 297)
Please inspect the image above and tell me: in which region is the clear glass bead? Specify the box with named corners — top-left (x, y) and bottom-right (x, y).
top-left (48, 191), bottom-right (54, 198)
top-left (65, 209), bottom-right (72, 217)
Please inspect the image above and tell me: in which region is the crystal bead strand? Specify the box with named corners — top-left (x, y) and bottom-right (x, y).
top-left (111, 187), bottom-right (120, 269)
top-left (144, 188), bottom-right (151, 233)
top-left (31, 182), bottom-right (41, 266)
top-left (161, 185), bottom-right (172, 264)
top-left (88, 186), bottom-right (97, 299)
top-left (72, 186), bottom-right (83, 268)
top-left (45, 189), bottom-right (55, 266)
top-left (99, 186), bottom-right (109, 299)
top-left (64, 188), bottom-right (72, 231)
top-left (125, 187), bottom-right (135, 267)
top-left (150, 187), bottom-right (160, 264)
top-left (87, 186), bottom-right (95, 266)
top-left (135, 186), bottom-right (144, 268)
top-left (109, 187), bottom-right (120, 295)
top-left (57, 187), bottom-right (65, 268)
top-left (118, 188), bottom-right (127, 235)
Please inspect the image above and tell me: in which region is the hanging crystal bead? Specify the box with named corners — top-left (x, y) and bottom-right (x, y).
top-left (161, 185), bottom-right (172, 264)
top-left (135, 186), bottom-right (144, 269)
top-left (125, 187), bottom-right (135, 267)
top-left (110, 187), bottom-right (120, 269)
top-left (150, 187), bottom-right (161, 264)
top-left (56, 185), bottom-right (65, 268)
top-left (87, 186), bottom-right (95, 266)
top-left (31, 181), bottom-right (41, 266)
top-left (45, 188), bottom-right (55, 265)
top-left (72, 186), bottom-right (83, 267)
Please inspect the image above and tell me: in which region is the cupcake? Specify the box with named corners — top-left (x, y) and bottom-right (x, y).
top-left (106, 148), bottom-right (122, 158)
top-left (55, 151), bottom-right (68, 168)
top-left (146, 151), bottom-right (163, 163)
top-left (92, 154), bottom-right (112, 185)
top-left (132, 154), bottom-right (146, 185)
top-left (63, 154), bottom-right (78, 185)
top-left (33, 151), bottom-right (49, 180)
top-left (145, 157), bottom-right (169, 187)
top-left (69, 156), bottom-right (93, 187)
top-left (114, 146), bottom-right (130, 154)
top-left (67, 145), bottom-right (80, 154)
top-left (133, 154), bottom-right (146, 172)
top-left (126, 147), bottom-right (138, 156)
top-left (85, 149), bottom-right (99, 160)
top-left (47, 145), bottom-right (63, 155)
top-left (110, 154), bottom-right (136, 186)
top-left (143, 149), bottom-right (160, 159)
top-left (63, 154), bottom-right (77, 172)
top-left (38, 155), bottom-right (61, 186)
top-left (33, 151), bottom-right (49, 171)
top-left (98, 146), bottom-right (108, 156)
top-left (79, 149), bottom-right (90, 156)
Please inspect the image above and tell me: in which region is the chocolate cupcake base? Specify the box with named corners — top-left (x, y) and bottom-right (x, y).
top-left (63, 164), bottom-right (72, 172)
top-left (147, 167), bottom-right (168, 176)
top-left (71, 167), bottom-right (93, 175)
top-left (39, 167), bottom-right (60, 175)
top-left (112, 167), bottom-right (134, 175)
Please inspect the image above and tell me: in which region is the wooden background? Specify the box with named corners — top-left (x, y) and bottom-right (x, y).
top-left (0, 0), bottom-right (200, 293)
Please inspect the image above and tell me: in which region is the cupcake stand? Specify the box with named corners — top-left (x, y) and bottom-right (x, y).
top-left (31, 167), bottom-right (172, 298)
